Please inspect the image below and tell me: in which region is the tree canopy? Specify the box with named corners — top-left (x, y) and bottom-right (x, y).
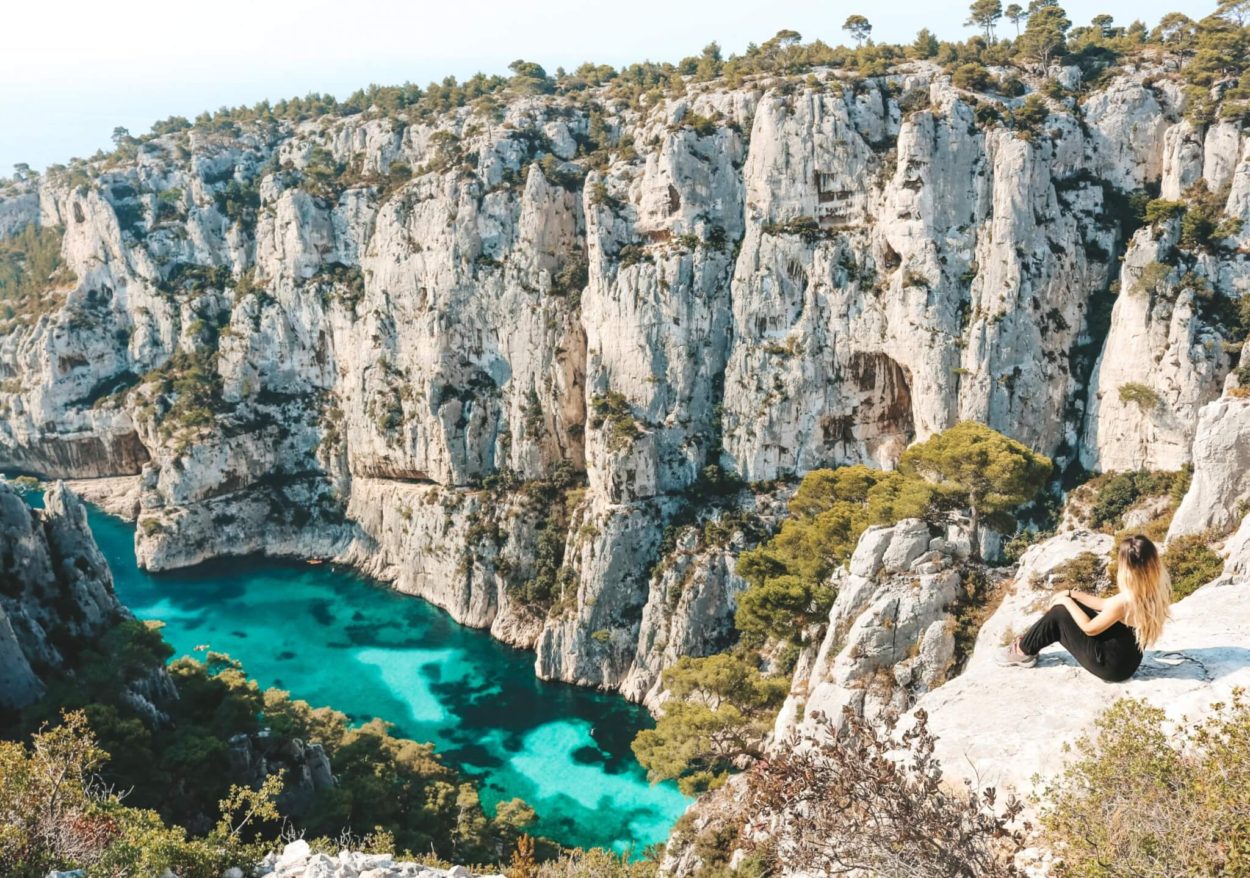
top-left (898, 421), bottom-right (1052, 559)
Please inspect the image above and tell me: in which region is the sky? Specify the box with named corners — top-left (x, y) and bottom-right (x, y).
top-left (0, 0), bottom-right (1217, 173)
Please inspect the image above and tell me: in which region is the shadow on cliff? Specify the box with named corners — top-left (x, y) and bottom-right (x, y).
top-left (1136, 647), bottom-right (1250, 682)
top-left (1032, 647), bottom-right (1250, 683)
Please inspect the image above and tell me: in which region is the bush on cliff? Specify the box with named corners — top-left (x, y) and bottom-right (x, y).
top-left (668, 707), bottom-right (1027, 877)
top-left (0, 223), bottom-right (74, 329)
top-left (734, 464), bottom-right (936, 644)
top-left (1164, 533), bottom-right (1227, 600)
top-left (0, 710), bottom-right (273, 878)
top-left (631, 653), bottom-right (787, 795)
top-left (1043, 694), bottom-right (1250, 877)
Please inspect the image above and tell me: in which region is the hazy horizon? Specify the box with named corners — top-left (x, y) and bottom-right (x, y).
top-left (2, 0), bottom-right (1215, 174)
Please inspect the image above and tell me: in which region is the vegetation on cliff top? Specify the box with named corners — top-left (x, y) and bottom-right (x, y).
top-left (1042, 692), bottom-right (1250, 877)
top-left (7, 0), bottom-right (1250, 190)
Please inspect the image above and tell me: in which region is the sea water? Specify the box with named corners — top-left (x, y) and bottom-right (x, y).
top-left (30, 495), bottom-right (689, 853)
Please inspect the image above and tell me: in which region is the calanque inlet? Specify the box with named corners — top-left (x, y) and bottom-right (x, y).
top-left (4, 5), bottom-right (1250, 876)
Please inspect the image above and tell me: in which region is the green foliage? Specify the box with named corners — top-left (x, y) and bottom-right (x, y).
top-left (760, 216), bottom-right (830, 243)
top-left (7, 617), bottom-right (522, 865)
top-left (1017, 4), bottom-right (1072, 68)
top-left (680, 112), bottom-right (719, 137)
top-left (141, 350), bottom-right (226, 450)
top-left (301, 146), bottom-right (346, 202)
top-left (590, 390), bottom-right (641, 451)
top-left (508, 60), bottom-right (555, 95)
top-left (1011, 94), bottom-right (1050, 136)
top-left (423, 131), bottom-right (466, 175)
top-left (952, 62), bottom-right (993, 91)
top-left (1049, 552), bottom-right (1111, 593)
top-left (504, 469), bottom-right (586, 609)
top-left (742, 708), bottom-right (1025, 876)
top-left (534, 847), bottom-right (658, 877)
top-left (966, 0), bottom-right (1004, 42)
top-left (631, 653), bottom-right (786, 795)
top-left (898, 421), bottom-right (1052, 559)
top-left (552, 251), bottom-right (588, 299)
top-left (843, 15), bottom-right (873, 48)
top-left (1144, 198), bottom-right (1185, 225)
top-left (214, 178), bottom-right (262, 232)
top-left (1165, 533), bottom-right (1226, 600)
top-left (734, 424), bottom-right (1049, 643)
top-left (1042, 695), bottom-right (1250, 876)
top-left (1179, 182), bottom-right (1244, 249)
top-left (0, 223), bottom-right (74, 328)
top-left (1118, 381), bottom-right (1161, 411)
top-left (1084, 468), bottom-right (1191, 533)
top-left (0, 711), bottom-right (268, 878)
top-left (734, 465), bottom-right (936, 644)
top-left (1132, 260), bottom-right (1172, 297)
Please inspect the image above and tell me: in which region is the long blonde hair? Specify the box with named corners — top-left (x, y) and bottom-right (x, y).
top-left (1118, 535), bottom-right (1172, 649)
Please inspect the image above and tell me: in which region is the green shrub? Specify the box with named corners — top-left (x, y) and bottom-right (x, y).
top-left (1143, 198), bottom-right (1185, 225)
top-left (631, 653), bottom-right (786, 795)
top-left (8, 616), bottom-right (525, 865)
top-left (1132, 260), bottom-right (1171, 297)
top-left (1043, 695), bottom-right (1250, 876)
top-left (1084, 468), bottom-right (1190, 533)
top-left (1049, 551), bottom-right (1110, 593)
top-left (1011, 95), bottom-right (1049, 136)
top-left (589, 391), bottom-right (641, 451)
top-left (736, 424), bottom-right (1050, 644)
top-left (0, 711), bottom-right (271, 878)
top-left (952, 63), bottom-right (992, 91)
top-left (734, 465), bottom-right (933, 643)
top-left (1164, 533), bottom-right (1225, 600)
top-left (1118, 382), bottom-right (1161, 411)
top-left (681, 112), bottom-right (718, 136)
top-left (0, 223), bottom-right (74, 328)
top-left (301, 147), bottom-right (346, 202)
top-left (534, 848), bottom-right (658, 877)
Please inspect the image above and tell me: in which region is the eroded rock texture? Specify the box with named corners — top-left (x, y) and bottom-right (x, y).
top-left (2, 61), bottom-right (1248, 698)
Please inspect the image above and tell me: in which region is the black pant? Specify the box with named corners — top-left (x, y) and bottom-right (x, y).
top-left (1019, 598), bottom-right (1142, 682)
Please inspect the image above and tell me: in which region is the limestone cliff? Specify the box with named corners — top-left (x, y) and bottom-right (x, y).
top-left (1, 59), bottom-right (1247, 701)
top-left (0, 479), bottom-right (124, 709)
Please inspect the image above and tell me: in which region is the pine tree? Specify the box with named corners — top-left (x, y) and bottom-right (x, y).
top-left (1017, 3), bottom-right (1072, 70)
top-left (897, 421), bottom-right (1052, 560)
top-left (967, 0), bottom-right (1004, 42)
top-left (843, 14), bottom-right (873, 48)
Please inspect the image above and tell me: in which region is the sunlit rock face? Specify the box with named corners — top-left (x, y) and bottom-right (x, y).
top-left (1, 60), bottom-right (1248, 700)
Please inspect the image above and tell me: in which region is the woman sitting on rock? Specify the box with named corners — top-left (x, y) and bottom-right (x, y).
top-left (998, 534), bottom-right (1171, 682)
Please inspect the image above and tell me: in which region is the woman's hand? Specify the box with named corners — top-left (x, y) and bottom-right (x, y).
top-left (1048, 592), bottom-right (1069, 610)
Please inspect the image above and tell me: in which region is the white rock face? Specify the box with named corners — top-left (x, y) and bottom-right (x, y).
top-left (1080, 227), bottom-right (1236, 473)
top-left (259, 843), bottom-right (503, 878)
top-left (0, 480), bottom-right (124, 709)
top-left (2, 63), bottom-right (1249, 701)
top-left (774, 519), bottom-right (965, 745)
top-left (1213, 513), bottom-right (1250, 584)
top-left (1168, 394), bottom-right (1250, 538)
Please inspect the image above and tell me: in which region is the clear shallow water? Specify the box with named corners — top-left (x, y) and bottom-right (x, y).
top-left (33, 495), bottom-right (689, 852)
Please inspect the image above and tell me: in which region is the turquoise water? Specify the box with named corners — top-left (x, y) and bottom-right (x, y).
top-left (37, 496), bottom-right (689, 852)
